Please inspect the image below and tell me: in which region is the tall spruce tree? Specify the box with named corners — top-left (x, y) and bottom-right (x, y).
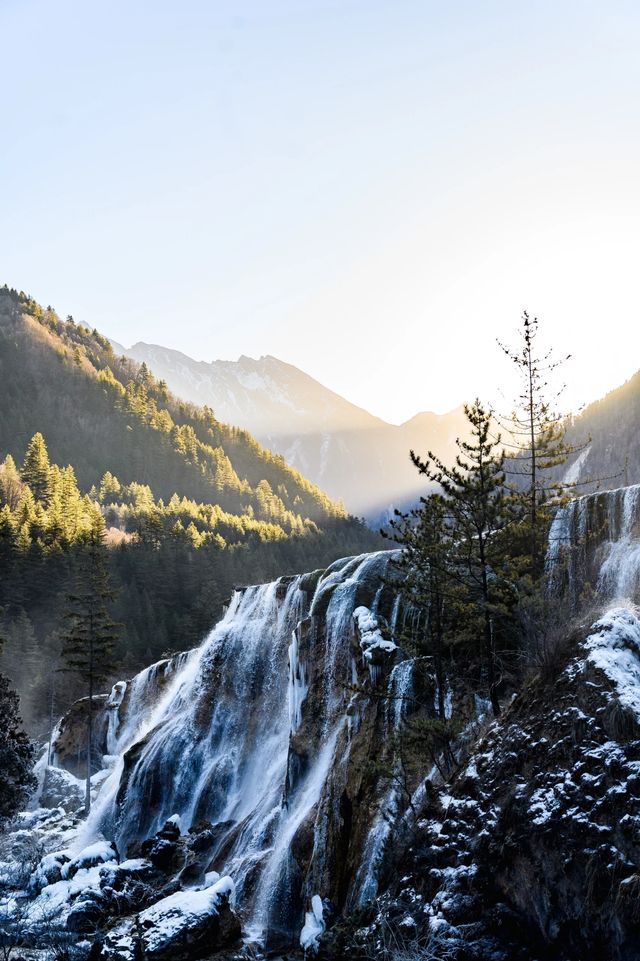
top-left (410, 400), bottom-right (514, 717)
top-left (0, 628), bottom-right (36, 825)
top-left (60, 512), bottom-right (119, 813)
top-left (21, 433), bottom-right (50, 504)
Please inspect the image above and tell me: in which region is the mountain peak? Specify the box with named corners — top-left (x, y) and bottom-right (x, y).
top-left (113, 339), bottom-right (467, 520)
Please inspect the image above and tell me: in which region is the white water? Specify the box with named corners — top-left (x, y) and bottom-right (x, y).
top-left (74, 645), bottom-right (207, 853)
top-left (548, 484), bottom-right (640, 604)
top-left (67, 550), bottom-right (407, 942)
top-left (353, 657), bottom-right (414, 905)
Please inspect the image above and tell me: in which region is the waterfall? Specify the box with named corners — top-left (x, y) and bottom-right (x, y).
top-left (353, 657), bottom-right (414, 905)
top-left (68, 549), bottom-right (409, 945)
top-left (547, 484), bottom-right (640, 605)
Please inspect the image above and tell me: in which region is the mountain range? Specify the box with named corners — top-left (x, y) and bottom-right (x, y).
top-left (110, 340), bottom-right (468, 521)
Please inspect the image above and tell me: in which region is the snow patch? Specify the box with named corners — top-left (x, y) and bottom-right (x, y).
top-left (584, 607), bottom-right (640, 716)
top-left (562, 446), bottom-right (590, 485)
top-left (141, 876), bottom-right (235, 948)
top-left (354, 606), bottom-right (397, 663)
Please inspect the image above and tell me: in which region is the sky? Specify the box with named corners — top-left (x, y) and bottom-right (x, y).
top-left (1, 0), bottom-right (640, 424)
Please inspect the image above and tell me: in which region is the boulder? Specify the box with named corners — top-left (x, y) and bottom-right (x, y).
top-left (88, 876), bottom-right (240, 960)
top-left (127, 820), bottom-right (187, 875)
top-left (66, 891), bottom-right (107, 933)
top-left (39, 766), bottom-right (85, 813)
top-left (51, 694), bottom-right (110, 777)
top-left (66, 840), bottom-right (118, 879)
top-left (30, 849), bottom-right (71, 891)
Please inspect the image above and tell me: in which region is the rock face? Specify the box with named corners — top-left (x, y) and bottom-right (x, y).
top-left (320, 607), bottom-right (640, 961)
top-left (39, 765), bottom-right (85, 812)
top-left (51, 694), bottom-right (110, 778)
top-left (51, 655), bottom-right (193, 779)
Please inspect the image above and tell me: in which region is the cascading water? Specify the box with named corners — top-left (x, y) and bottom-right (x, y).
top-left (62, 549), bottom-right (414, 946)
top-left (547, 484), bottom-right (640, 604)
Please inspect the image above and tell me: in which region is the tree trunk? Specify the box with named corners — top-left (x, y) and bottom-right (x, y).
top-left (86, 630), bottom-right (93, 816)
top-left (479, 536), bottom-right (501, 718)
top-left (433, 591), bottom-right (446, 721)
top-left (85, 687), bottom-right (92, 815)
top-left (47, 675), bottom-right (55, 767)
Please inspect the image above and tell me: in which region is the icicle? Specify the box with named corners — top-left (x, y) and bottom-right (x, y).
top-left (288, 627), bottom-right (308, 732)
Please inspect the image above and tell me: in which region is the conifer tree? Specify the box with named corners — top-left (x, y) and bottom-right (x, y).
top-left (497, 312), bottom-right (581, 576)
top-left (21, 433), bottom-right (50, 503)
top-left (0, 628), bottom-right (36, 824)
top-left (387, 492), bottom-right (452, 721)
top-left (410, 400), bottom-right (514, 717)
top-left (60, 513), bottom-right (119, 813)
top-left (0, 673), bottom-right (36, 824)
top-left (0, 455), bottom-right (23, 510)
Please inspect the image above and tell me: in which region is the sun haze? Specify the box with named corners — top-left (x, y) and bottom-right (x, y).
top-left (1, 0), bottom-right (639, 421)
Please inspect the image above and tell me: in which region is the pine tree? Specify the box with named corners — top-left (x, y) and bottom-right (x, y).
top-left (387, 492), bottom-right (453, 721)
top-left (0, 673), bottom-right (36, 824)
top-left (410, 400), bottom-right (514, 717)
top-left (497, 312), bottom-right (581, 576)
top-left (0, 628), bottom-right (36, 825)
top-left (0, 455), bottom-right (23, 510)
top-left (21, 432), bottom-right (50, 503)
top-left (60, 465), bottom-right (83, 542)
top-left (60, 513), bottom-right (119, 813)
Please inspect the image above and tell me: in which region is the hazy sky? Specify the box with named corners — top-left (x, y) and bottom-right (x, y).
top-left (2, 0), bottom-right (640, 423)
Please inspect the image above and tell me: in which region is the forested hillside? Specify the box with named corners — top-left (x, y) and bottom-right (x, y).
top-left (118, 341), bottom-right (468, 521)
top-left (0, 286), bottom-right (380, 734)
top-left (0, 288), bottom-right (353, 521)
top-left (560, 368), bottom-right (640, 491)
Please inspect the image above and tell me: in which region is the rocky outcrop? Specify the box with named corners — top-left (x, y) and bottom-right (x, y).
top-left (50, 653), bottom-right (195, 780)
top-left (39, 765), bottom-right (85, 812)
top-left (87, 876), bottom-right (240, 961)
top-left (322, 609), bottom-right (640, 960)
top-left (51, 694), bottom-right (110, 778)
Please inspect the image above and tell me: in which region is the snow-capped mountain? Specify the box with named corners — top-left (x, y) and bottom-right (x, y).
top-left (110, 341), bottom-right (467, 521)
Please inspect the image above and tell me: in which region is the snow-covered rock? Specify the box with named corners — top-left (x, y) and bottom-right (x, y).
top-left (88, 876), bottom-right (240, 960)
top-left (39, 765), bottom-right (85, 813)
top-left (30, 849), bottom-right (71, 892)
top-left (65, 840), bottom-right (118, 880)
top-left (584, 607), bottom-right (640, 716)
